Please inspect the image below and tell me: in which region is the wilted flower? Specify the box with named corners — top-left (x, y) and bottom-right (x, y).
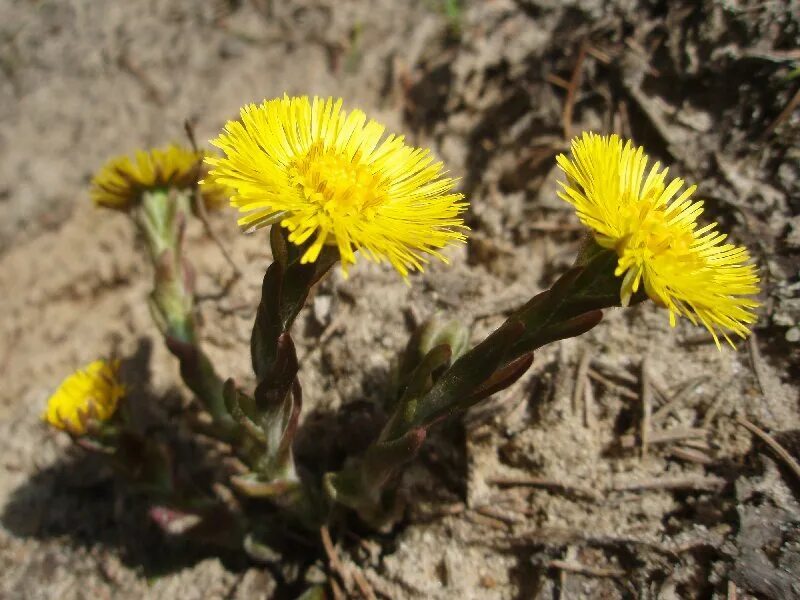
top-left (556, 132), bottom-right (760, 347)
top-left (206, 95), bottom-right (468, 277)
top-left (43, 359), bottom-right (125, 434)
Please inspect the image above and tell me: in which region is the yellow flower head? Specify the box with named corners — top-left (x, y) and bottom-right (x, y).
top-left (43, 359), bottom-right (125, 434)
top-left (91, 144), bottom-right (230, 211)
top-left (556, 132), bottom-right (760, 347)
top-left (206, 95), bottom-right (468, 277)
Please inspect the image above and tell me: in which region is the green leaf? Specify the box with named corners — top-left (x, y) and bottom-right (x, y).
top-left (251, 228), bottom-right (339, 380)
top-left (411, 319), bottom-right (526, 429)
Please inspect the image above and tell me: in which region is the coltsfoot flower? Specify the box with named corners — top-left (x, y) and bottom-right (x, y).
top-left (43, 359), bottom-right (125, 434)
top-left (92, 144), bottom-right (228, 211)
top-left (206, 95), bottom-right (468, 277)
top-left (557, 132), bottom-right (760, 347)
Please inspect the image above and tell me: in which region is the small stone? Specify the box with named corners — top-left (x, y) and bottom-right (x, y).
top-left (232, 568), bottom-right (277, 600)
top-left (313, 294), bottom-right (333, 326)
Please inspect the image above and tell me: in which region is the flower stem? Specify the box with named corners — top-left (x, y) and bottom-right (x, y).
top-left (135, 189), bottom-right (235, 436)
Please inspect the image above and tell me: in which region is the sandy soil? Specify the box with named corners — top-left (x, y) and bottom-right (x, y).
top-left (1, 1), bottom-right (799, 598)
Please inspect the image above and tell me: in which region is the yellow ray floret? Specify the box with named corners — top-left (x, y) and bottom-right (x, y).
top-left (92, 144), bottom-right (230, 211)
top-left (43, 359), bottom-right (125, 434)
top-left (205, 95), bottom-right (469, 277)
top-left (556, 132), bottom-right (760, 348)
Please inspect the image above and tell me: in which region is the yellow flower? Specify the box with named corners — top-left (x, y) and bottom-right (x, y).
top-left (43, 359), bottom-right (125, 434)
top-left (556, 132), bottom-right (760, 347)
top-left (206, 95), bottom-right (468, 277)
top-left (91, 144), bottom-right (229, 211)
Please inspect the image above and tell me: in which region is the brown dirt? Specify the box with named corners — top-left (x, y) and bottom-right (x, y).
top-left (1, 1), bottom-right (799, 598)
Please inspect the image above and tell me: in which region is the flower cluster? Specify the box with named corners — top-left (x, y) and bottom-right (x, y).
top-left (52, 95), bottom-right (763, 552)
top-left (206, 95), bottom-right (469, 277)
top-left (556, 132), bottom-right (760, 347)
top-left (43, 359), bottom-right (125, 435)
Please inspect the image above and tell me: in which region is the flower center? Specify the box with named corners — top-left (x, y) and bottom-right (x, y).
top-left (289, 143), bottom-right (387, 219)
top-left (618, 195), bottom-right (696, 263)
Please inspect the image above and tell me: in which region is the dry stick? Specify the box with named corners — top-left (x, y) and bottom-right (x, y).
top-left (549, 559), bottom-right (624, 578)
top-left (641, 358), bottom-right (653, 458)
top-left (736, 416), bottom-right (800, 482)
top-left (702, 385), bottom-right (731, 427)
top-left (681, 438), bottom-right (711, 451)
top-left (747, 335), bottom-right (767, 395)
top-left (584, 43), bottom-right (612, 64)
top-left (183, 120), bottom-right (242, 279)
top-left (587, 369), bottom-right (639, 400)
top-left (557, 547), bottom-right (577, 599)
top-left (584, 375), bottom-right (596, 430)
top-left (623, 37), bottom-right (661, 77)
top-left (652, 376), bottom-right (709, 423)
top-left (593, 362), bottom-right (639, 385)
top-left (669, 446), bottom-right (713, 465)
top-left (681, 332), bottom-right (718, 346)
top-left (466, 510), bottom-right (509, 531)
top-left (615, 99), bottom-right (631, 139)
top-left (647, 427), bottom-right (707, 445)
top-left (320, 525), bottom-right (353, 595)
top-left (761, 86), bottom-right (800, 141)
top-left (613, 475), bottom-right (725, 493)
top-left (118, 51), bottom-right (164, 105)
top-left (351, 568), bottom-right (377, 600)
top-left (727, 580), bottom-right (738, 600)
top-left (488, 476), bottom-right (600, 501)
top-left (562, 40), bottom-right (588, 139)
top-left (474, 505), bottom-right (523, 526)
top-left (413, 502), bottom-right (466, 524)
top-left (545, 73), bottom-right (571, 89)
top-left (195, 187), bottom-right (241, 278)
top-left (212, 482), bottom-right (242, 514)
top-left (573, 350), bottom-right (592, 416)
top-left (329, 578), bottom-right (345, 600)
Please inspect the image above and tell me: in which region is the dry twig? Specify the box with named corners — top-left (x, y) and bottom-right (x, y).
top-left (613, 475), bottom-right (725, 493)
top-left (545, 73), bottom-right (571, 89)
top-left (761, 86), bottom-right (800, 140)
top-left (587, 369), bottom-right (639, 400)
top-left (118, 51), bottom-right (164, 105)
top-left (584, 374), bottom-right (596, 430)
top-left (557, 547), bottom-right (576, 597)
top-left (184, 120), bottom-right (242, 279)
top-left (668, 447), bottom-right (713, 465)
top-left (352, 568), bottom-right (377, 600)
top-left (647, 427), bottom-right (707, 445)
top-left (549, 559), bottom-right (624, 578)
top-left (488, 476), bottom-right (601, 501)
top-left (474, 505), bottom-right (523, 526)
top-left (747, 335), bottom-right (767, 396)
top-left (652, 376), bottom-right (709, 423)
top-left (641, 358), bottom-right (653, 457)
top-left (736, 416), bottom-right (800, 483)
top-left (573, 350), bottom-right (592, 415)
top-left (727, 580), bottom-right (738, 600)
top-left (321, 525), bottom-right (352, 594)
top-left (585, 43), bottom-right (611, 64)
top-left (562, 41), bottom-right (588, 139)
top-left (702, 385), bottom-right (731, 427)
top-left (466, 510), bottom-right (510, 531)
top-left (329, 578), bottom-right (345, 600)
